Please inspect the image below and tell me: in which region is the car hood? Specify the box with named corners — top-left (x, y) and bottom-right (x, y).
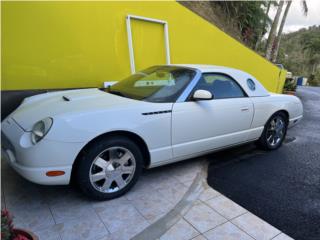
top-left (11, 88), bottom-right (140, 131)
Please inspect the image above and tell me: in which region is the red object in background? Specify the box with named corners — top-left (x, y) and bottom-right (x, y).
top-left (1, 209), bottom-right (38, 240)
top-left (13, 229), bottom-right (38, 240)
top-left (13, 233), bottom-right (30, 240)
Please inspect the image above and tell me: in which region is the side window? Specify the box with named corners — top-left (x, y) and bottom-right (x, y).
top-left (194, 73), bottom-right (246, 99)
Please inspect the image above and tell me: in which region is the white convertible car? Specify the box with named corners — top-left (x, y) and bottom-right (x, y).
top-left (2, 65), bottom-right (303, 200)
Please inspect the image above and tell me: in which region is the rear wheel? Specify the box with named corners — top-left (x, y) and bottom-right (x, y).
top-left (75, 136), bottom-right (143, 200)
top-left (257, 112), bottom-right (288, 150)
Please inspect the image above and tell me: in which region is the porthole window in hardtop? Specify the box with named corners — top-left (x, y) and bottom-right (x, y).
top-left (247, 78), bottom-right (256, 91)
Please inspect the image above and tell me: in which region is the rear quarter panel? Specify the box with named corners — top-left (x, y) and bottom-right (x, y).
top-left (251, 94), bottom-right (303, 128)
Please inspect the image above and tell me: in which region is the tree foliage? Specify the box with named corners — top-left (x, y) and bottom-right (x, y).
top-left (278, 26), bottom-right (320, 86)
top-left (181, 1), bottom-right (318, 85)
top-left (213, 1), bottom-right (272, 48)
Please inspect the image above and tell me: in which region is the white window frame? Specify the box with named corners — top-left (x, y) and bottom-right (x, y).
top-left (126, 14), bottom-right (171, 74)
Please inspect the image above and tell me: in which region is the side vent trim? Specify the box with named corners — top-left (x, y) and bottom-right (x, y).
top-left (142, 110), bottom-right (172, 115)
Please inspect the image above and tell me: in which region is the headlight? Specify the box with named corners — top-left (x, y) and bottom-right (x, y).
top-left (31, 117), bottom-right (53, 144)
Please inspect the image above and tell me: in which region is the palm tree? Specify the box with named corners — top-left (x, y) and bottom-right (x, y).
top-left (255, 1), bottom-right (272, 51)
top-left (272, 0), bottom-right (308, 62)
top-left (271, 1), bottom-right (292, 62)
top-left (265, 0), bottom-right (285, 60)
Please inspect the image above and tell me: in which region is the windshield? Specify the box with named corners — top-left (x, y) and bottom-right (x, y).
top-left (105, 66), bottom-right (197, 103)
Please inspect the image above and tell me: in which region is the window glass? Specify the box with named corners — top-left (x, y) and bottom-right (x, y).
top-left (105, 66), bottom-right (196, 103)
top-left (194, 73), bottom-right (245, 99)
top-left (247, 78), bottom-right (256, 91)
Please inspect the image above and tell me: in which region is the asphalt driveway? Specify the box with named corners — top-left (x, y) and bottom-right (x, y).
top-left (207, 86), bottom-right (320, 240)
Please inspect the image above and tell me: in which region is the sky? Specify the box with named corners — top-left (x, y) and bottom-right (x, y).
top-left (268, 0), bottom-right (320, 33)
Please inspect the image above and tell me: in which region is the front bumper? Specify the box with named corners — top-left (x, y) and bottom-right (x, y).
top-left (2, 148), bottom-right (72, 185)
top-left (1, 118), bottom-right (84, 185)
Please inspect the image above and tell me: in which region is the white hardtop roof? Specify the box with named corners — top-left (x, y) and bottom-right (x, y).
top-left (168, 64), bottom-right (270, 97)
top-left (170, 64), bottom-right (240, 73)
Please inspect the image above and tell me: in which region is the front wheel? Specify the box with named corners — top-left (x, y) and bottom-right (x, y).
top-left (75, 136), bottom-right (143, 200)
top-left (257, 112), bottom-right (288, 150)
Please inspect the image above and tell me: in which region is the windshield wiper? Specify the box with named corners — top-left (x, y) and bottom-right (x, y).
top-left (108, 90), bottom-right (125, 97)
top-left (107, 89), bottom-right (131, 98)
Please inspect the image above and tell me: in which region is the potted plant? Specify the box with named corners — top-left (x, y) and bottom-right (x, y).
top-left (1, 209), bottom-right (38, 240)
top-left (283, 79), bottom-right (297, 95)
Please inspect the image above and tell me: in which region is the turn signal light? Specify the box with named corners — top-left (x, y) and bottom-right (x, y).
top-left (46, 171), bottom-right (65, 177)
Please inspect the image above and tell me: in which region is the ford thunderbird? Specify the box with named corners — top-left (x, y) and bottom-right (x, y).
top-left (1, 65), bottom-right (303, 200)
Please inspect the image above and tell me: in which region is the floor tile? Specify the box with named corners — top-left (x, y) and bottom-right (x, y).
top-left (206, 195), bottom-right (247, 220)
top-left (125, 179), bottom-right (159, 201)
top-left (129, 192), bottom-right (174, 222)
top-left (42, 186), bottom-right (90, 207)
top-left (108, 223), bottom-right (149, 240)
top-left (272, 233), bottom-right (294, 240)
top-left (92, 196), bottom-right (129, 211)
top-left (146, 212), bottom-right (167, 225)
top-left (232, 212), bottom-right (281, 240)
top-left (45, 188), bottom-right (96, 224)
top-left (198, 188), bottom-right (220, 202)
top-left (204, 222), bottom-right (254, 240)
top-left (59, 214), bottom-right (109, 240)
top-left (184, 201), bottom-right (227, 233)
top-left (160, 218), bottom-right (200, 240)
top-left (50, 202), bottom-right (97, 224)
top-left (4, 180), bottom-right (47, 212)
top-left (95, 199), bottom-right (149, 234)
top-left (34, 224), bottom-right (62, 240)
top-left (192, 235), bottom-right (207, 240)
top-left (96, 235), bottom-right (112, 240)
top-left (183, 180), bottom-right (194, 188)
top-left (13, 206), bottom-right (55, 232)
top-left (169, 162), bottom-right (202, 184)
top-left (157, 182), bottom-right (188, 205)
top-left (132, 173), bottom-right (182, 195)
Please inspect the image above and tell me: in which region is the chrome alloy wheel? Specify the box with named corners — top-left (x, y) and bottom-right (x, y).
top-left (266, 116), bottom-right (285, 147)
top-left (89, 147), bottom-right (136, 193)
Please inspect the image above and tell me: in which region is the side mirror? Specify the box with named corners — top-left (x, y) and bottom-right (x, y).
top-left (192, 90), bottom-right (213, 101)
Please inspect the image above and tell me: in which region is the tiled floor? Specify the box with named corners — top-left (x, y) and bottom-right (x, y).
top-left (1, 157), bottom-right (203, 240)
top-left (1, 156), bottom-right (294, 240)
top-left (156, 186), bottom-right (294, 240)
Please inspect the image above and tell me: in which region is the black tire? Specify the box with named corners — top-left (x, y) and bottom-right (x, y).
top-left (257, 112), bottom-right (288, 150)
top-left (75, 136), bottom-right (143, 200)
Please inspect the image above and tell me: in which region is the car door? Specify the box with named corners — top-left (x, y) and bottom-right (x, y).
top-left (171, 73), bottom-right (254, 158)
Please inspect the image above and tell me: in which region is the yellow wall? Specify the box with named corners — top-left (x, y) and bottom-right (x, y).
top-left (1, 1), bottom-right (286, 92)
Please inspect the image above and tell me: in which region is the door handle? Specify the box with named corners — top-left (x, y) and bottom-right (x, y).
top-left (241, 107), bottom-right (249, 111)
